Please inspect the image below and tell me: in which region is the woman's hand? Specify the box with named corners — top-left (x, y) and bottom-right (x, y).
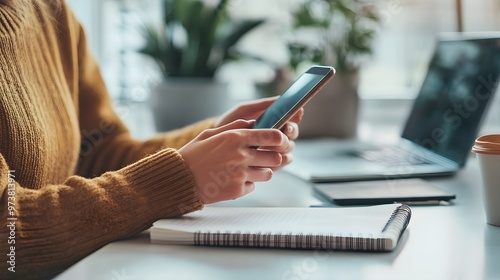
top-left (179, 120), bottom-right (293, 204)
top-left (215, 97), bottom-right (304, 141)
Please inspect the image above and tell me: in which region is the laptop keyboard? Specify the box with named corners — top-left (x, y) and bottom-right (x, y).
top-left (358, 147), bottom-right (432, 166)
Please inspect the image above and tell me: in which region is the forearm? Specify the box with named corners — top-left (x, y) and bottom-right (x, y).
top-left (76, 118), bottom-right (215, 178)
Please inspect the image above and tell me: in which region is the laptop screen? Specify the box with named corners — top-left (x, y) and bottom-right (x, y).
top-left (402, 35), bottom-right (500, 166)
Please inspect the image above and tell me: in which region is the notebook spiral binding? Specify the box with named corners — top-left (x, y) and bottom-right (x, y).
top-left (193, 205), bottom-right (411, 251)
top-left (382, 204), bottom-right (412, 238)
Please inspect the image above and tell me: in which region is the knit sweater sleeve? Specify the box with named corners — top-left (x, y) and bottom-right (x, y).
top-left (0, 150), bottom-right (204, 279)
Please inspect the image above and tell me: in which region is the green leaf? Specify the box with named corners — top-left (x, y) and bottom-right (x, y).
top-left (288, 0), bottom-right (383, 73)
top-left (137, 0), bottom-right (266, 78)
top-left (178, 0), bottom-right (204, 33)
top-left (219, 19), bottom-right (265, 59)
top-left (193, 0), bottom-right (229, 76)
top-left (293, 3), bottom-right (329, 28)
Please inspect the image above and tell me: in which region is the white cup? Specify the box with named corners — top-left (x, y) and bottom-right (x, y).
top-left (472, 134), bottom-right (500, 226)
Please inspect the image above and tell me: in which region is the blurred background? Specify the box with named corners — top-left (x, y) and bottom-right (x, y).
top-left (66, 0), bottom-right (500, 139)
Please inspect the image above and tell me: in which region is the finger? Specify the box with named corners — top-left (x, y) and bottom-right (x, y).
top-left (277, 152), bottom-right (294, 169)
top-left (227, 181), bottom-right (256, 200)
top-left (244, 182), bottom-right (256, 191)
top-left (287, 108), bottom-right (304, 124)
top-left (198, 119), bottom-right (255, 140)
top-left (248, 96), bottom-right (279, 107)
top-left (245, 167), bottom-right (274, 182)
top-left (247, 150), bottom-right (282, 167)
top-left (240, 182), bottom-right (256, 197)
top-left (238, 97), bottom-right (279, 119)
top-left (281, 122), bottom-right (299, 140)
top-left (245, 129), bottom-right (290, 148)
top-left (260, 139), bottom-right (295, 154)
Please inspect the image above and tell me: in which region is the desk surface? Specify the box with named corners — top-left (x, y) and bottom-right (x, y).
top-left (56, 98), bottom-right (500, 279)
top-left (56, 153), bottom-right (500, 280)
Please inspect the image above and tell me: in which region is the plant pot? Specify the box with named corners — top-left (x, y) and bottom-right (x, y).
top-left (298, 70), bottom-right (360, 139)
top-left (149, 78), bottom-right (231, 132)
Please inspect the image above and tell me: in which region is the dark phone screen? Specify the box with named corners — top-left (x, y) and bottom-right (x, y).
top-left (253, 69), bottom-right (329, 129)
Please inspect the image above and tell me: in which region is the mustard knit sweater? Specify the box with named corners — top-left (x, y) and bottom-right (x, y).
top-left (0, 2), bottom-right (212, 279)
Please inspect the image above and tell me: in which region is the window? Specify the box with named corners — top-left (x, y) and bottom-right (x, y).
top-left (70, 0), bottom-right (500, 100)
top-left (360, 0), bottom-right (500, 98)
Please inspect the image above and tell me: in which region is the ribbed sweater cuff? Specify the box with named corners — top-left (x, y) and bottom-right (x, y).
top-left (119, 148), bottom-right (204, 219)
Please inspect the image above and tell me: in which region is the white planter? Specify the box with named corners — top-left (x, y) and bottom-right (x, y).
top-left (149, 78), bottom-right (230, 131)
top-left (298, 71), bottom-right (360, 139)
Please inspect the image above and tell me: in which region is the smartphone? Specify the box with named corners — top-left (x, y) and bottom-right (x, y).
top-left (253, 65), bottom-right (335, 130)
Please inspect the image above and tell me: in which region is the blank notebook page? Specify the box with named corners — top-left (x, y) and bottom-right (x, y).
top-left (151, 204), bottom-right (407, 249)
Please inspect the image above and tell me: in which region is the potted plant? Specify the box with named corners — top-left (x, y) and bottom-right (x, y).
top-left (287, 0), bottom-right (382, 138)
top-left (138, 0), bottom-right (265, 131)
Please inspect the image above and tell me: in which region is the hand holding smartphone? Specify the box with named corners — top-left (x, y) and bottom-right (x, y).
top-left (253, 65), bottom-right (335, 130)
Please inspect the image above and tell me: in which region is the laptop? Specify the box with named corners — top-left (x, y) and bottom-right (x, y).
top-left (284, 33), bottom-right (500, 183)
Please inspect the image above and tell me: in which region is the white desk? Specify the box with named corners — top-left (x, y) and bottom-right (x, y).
top-left (55, 153), bottom-right (500, 280)
top-left (55, 97), bottom-right (500, 279)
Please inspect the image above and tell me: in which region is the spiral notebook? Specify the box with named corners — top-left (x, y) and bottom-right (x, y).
top-left (150, 204), bottom-right (411, 251)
